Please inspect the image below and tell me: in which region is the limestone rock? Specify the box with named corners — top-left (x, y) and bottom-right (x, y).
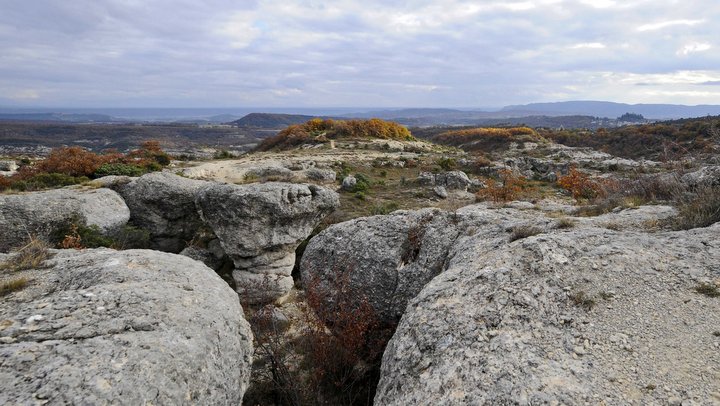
top-left (341, 175), bottom-right (357, 191)
top-left (417, 171), bottom-right (471, 191)
top-left (302, 168), bottom-right (336, 183)
top-left (0, 160), bottom-right (18, 172)
top-left (110, 172), bottom-right (207, 252)
top-left (0, 188), bottom-right (130, 252)
top-left (197, 182), bottom-right (339, 303)
top-left (0, 249), bottom-right (253, 405)
top-left (681, 165), bottom-right (720, 187)
top-left (301, 209), bottom-right (460, 325)
top-left (375, 219), bottom-right (720, 405)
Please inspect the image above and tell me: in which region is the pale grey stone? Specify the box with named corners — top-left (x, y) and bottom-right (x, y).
top-left (0, 249), bottom-right (253, 405)
top-left (0, 188), bottom-right (129, 252)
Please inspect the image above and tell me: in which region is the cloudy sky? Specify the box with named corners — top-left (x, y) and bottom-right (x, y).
top-left (1, 0), bottom-right (718, 108)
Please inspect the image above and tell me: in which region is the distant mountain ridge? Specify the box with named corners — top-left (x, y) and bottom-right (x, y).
top-left (230, 113), bottom-right (321, 128)
top-left (501, 101), bottom-right (720, 119)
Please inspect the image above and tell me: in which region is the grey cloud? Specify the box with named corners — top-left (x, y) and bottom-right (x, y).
top-left (0, 0), bottom-right (718, 107)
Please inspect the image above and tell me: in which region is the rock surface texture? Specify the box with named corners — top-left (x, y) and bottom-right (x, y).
top-left (108, 172), bottom-right (207, 252)
top-left (0, 249), bottom-right (253, 405)
top-left (102, 172), bottom-right (339, 303)
top-left (197, 182), bottom-right (339, 304)
top-left (301, 206), bottom-right (553, 326)
top-left (417, 171), bottom-right (472, 191)
top-left (0, 188), bottom-right (130, 252)
top-left (374, 209), bottom-right (720, 405)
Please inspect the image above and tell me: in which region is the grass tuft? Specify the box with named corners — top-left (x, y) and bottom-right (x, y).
top-left (0, 238), bottom-right (52, 272)
top-left (694, 283), bottom-right (720, 298)
top-left (0, 277), bottom-right (28, 296)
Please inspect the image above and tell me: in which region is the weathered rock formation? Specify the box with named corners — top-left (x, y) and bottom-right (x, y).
top-left (100, 172), bottom-right (339, 303)
top-left (374, 212), bottom-right (720, 405)
top-left (0, 188), bottom-right (130, 252)
top-left (301, 201), bottom-right (718, 404)
top-left (198, 182), bottom-right (339, 304)
top-left (107, 172), bottom-right (207, 252)
top-left (301, 206), bottom-right (553, 326)
top-left (681, 165), bottom-right (720, 187)
top-left (0, 249), bottom-right (253, 405)
top-left (417, 170), bottom-right (471, 191)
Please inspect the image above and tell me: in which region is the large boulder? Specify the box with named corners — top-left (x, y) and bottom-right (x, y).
top-left (0, 188), bottom-right (130, 252)
top-left (0, 249), bottom-right (253, 405)
top-left (417, 171), bottom-right (471, 191)
top-left (681, 165), bottom-right (720, 188)
top-left (375, 222), bottom-right (720, 405)
top-left (197, 182), bottom-right (339, 304)
top-left (109, 172), bottom-right (207, 252)
top-left (300, 206), bottom-right (553, 327)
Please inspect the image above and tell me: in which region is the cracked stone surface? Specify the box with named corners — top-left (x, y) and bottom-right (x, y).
top-left (375, 217), bottom-right (720, 405)
top-left (0, 249), bottom-right (253, 405)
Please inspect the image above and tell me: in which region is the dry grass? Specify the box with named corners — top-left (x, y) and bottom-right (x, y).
top-left (669, 185), bottom-right (720, 230)
top-left (694, 283), bottom-right (720, 298)
top-left (0, 277), bottom-right (28, 296)
top-left (554, 217), bottom-right (576, 229)
top-left (509, 225), bottom-right (543, 242)
top-left (0, 238), bottom-right (52, 272)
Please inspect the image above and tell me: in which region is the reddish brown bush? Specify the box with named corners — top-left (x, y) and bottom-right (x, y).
top-left (37, 146), bottom-right (104, 177)
top-left (255, 118), bottom-right (414, 152)
top-left (477, 169), bottom-right (527, 202)
top-left (557, 167), bottom-right (605, 200)
top-left (433, 127), bottom-right (543, 152)
top-left (303, 266), bottom-right (391, 405)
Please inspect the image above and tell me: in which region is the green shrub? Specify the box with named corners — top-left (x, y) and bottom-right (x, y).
top-left (436, 157), bottom-right (457, 171)
top-left (11, 173), bottom-right (89, 191)
top-left (94, 163), bottom-right (147, 177)
top-left (213, 149), bottom-right (235, 159)
top-left (52, 222), bottom-right (150, 250)
top-left (695, 283), bottom-right (720, 298)
top-left (370, 201), bottom-right (399, 215)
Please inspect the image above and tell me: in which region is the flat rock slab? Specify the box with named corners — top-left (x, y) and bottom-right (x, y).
top-left (0, 249), bottom-right (253, 405)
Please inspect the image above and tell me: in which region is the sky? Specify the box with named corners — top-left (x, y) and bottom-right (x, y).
top-left (1, 0), bottom-right (719, 108)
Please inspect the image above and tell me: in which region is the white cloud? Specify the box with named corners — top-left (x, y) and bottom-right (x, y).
top-left (677, 42), bottom-right (712, 56)
top-left (637, 19), bottom-right (705, 32)
top-left (569, 42), bottom-right (607, 49)
top-left (216, 12), bottom-right (260, 49)
top-left (8, 89), bottom-right (41, 100)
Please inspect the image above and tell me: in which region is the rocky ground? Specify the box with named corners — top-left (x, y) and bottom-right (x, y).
top-left (1, 133), bottom-right (719, 405)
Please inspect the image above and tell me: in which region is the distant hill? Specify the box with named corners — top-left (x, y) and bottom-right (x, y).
top-left (501, 101), bottom-right (720, 120)
top-left (0, 113), bottom-right (120, 123)
top-left (230, 113), bottom-right (320, 128)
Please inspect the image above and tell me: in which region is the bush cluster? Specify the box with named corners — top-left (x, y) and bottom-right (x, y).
top-left (476, 169), bottom-right (527, 202)
top-left (255, 118), bottom-right (414, 151)
top-left (542, 116), bottom-right (720, 160)
top-left (433, 127), bottom-right (543, 152)
top-left (52, 222), bottom-right (151, 250)
top-left (557, 167), bottom-right (606, 201)
top-left (0, 141), bottom-right (171, 192)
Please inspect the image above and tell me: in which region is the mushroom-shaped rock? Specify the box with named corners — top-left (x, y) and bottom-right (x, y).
top-left (197, 182), bottom-right (339, 304)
